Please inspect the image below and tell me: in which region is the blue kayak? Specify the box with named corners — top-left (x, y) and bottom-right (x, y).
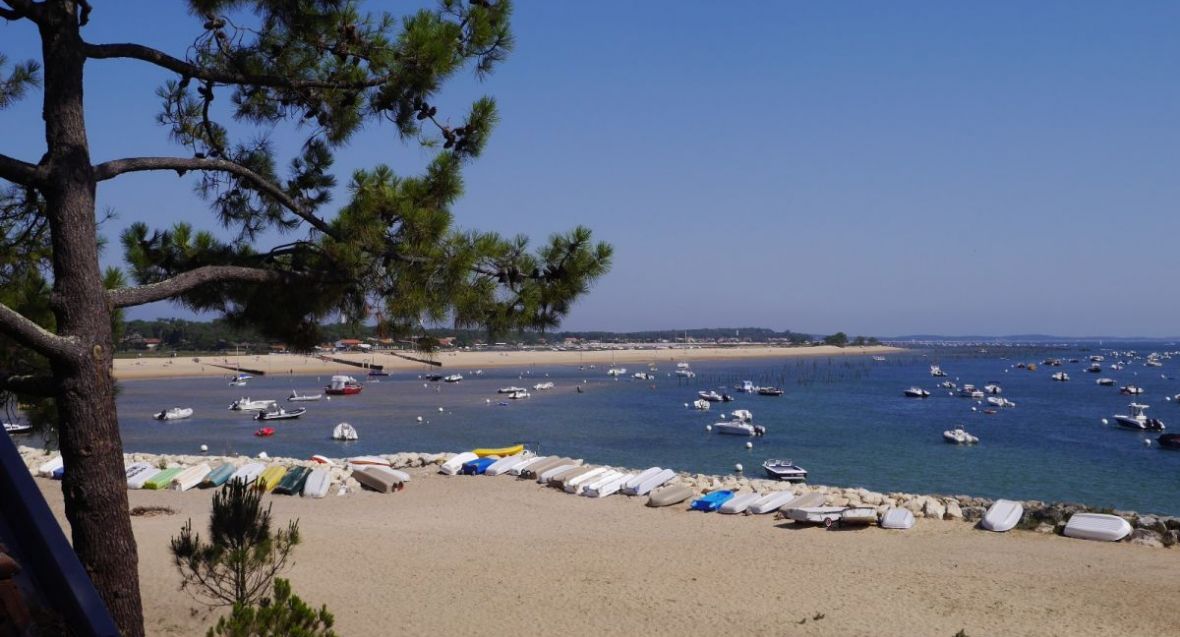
top-left (690, 490), bottom-right (734, 512)
top-left (460, 458), bottom-right (497, 475)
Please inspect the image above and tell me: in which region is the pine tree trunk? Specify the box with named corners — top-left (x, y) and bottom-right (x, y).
top-left (38, 3), bottom-right (145, 635)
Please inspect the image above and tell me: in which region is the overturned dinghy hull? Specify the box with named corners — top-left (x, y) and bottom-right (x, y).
top-left (199, 463), bottom-right (235, 488)
top-left (647, 484), bottom-right (694, 507)
top-left (719, 492), bottom-right (761, 514)
top-left (353, 466), bottom-right (403, 493)
top-left (879, 508), bottom-right (915, 530)
top-left (628, 468), bottom-right (677, 496)
top-left (748, 491), bottom-right (796, 515)
top-left (171, 463), bottom-right (212, 491)
top-left (440, 452), bottom-right (479, 475)
top-left (273, 466), bottom-right (311, 495)
top-left (981, 499), bottom-right (1023, 532)
top-left (1062, 513), bottom-right (1132, 542)
top-left (779, 492), bottom-right (824, 512)
top-left (485, 453), bottom-right (532, 476)
top-left (302, 468), bottom-right (331, 498)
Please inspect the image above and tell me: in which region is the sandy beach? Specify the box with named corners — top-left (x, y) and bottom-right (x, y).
top-left (112, 345), bottom-right (901, 381)
top-left (35, 468), bottom-right (1179, 637)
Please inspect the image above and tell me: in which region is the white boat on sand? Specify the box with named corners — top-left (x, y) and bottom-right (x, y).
top-left (981, 499), bottom-right (1023, 532)
top-left (1062, 513), bottom-right (1132, 542)
top-left (301, 468), bottom-right (331, 498)
top-left (718, 492), bottom-right (761, 514)
top-left (170, 463), bottom-right (211, 491)
top-left (624, 468), bottom-right (676, 496)
top-left (440, 452), bottom-right (479, 475)
top-left (748, 491), bottom-right (796, 515)
top-left (879, 508), bottom-right (915, 530)
top-left (485, 453), bottom-right (533, 476)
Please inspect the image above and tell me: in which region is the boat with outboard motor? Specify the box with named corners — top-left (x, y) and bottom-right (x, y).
top-left (254, 407), bottom-right (306, 421)
top-left (903, 387), bottom-right (930, 398)
top-left (153, 407), bottom-right (193, 421)
top-left (1112, 403), bottom-right (1165, 431)
top-left (325, 375), bottom-right (363, 395)
top-left (761, 459), bottom-right (808, 481)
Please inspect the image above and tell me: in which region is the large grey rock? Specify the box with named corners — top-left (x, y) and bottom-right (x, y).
top-left (1136, 516), bottom-right (1168, 534)
top-left (961, 506), bottom-right (986, 522)
top-left (923, 498), bottom-right (946, 520)
top-left (1162, 530), bottom-right (1179, 548)
top-left (1129, 529), bottom-right (1164, 549)
top-left (944, 500), bottom-right (963, 520)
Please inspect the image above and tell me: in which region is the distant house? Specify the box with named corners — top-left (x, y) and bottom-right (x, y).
top-left (334, 338), bottom-right (370, 351)
top-left (437, 337), bottom-right (457, 347)
top-left (143, 338), bottom-right (161, 351)
top-left (121, 333), bottom-right (161, 351)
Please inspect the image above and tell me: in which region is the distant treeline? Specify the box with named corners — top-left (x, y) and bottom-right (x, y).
top-left (119, 319), bottom-right (876, 353)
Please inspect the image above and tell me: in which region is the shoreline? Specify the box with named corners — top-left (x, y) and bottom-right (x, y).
top-left (27, 445), bottom-right (1180, 636)
top-left (111, 344), bottom-right (903, 381)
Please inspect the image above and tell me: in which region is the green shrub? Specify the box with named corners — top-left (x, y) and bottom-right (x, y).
top-left (206, 579), bottom-right (335, 637)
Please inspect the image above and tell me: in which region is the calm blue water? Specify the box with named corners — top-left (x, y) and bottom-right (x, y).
top-left (114, 345), bottom-right (1180, 515)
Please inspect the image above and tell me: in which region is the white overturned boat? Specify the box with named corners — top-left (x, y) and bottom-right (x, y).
top-left (440, 452), bottom-right (479, 475)
top-left (564, 467), bottom-right (609, 494)
top-left (1062, 513), bottom-right (1132, 542)
top-left (943, 428), bottom-right (979, 444)
top-left (153, 407), bottom-right (193, 421)
top-left (748, 490), bottom-right (796, 515)
top-left (507, 456), bottom-right (548, 476)
top-left (302, 468), bottom-right (331, 498)
top-left (125, 461), bottom-right (160, 489)
top-left (230, 462), bottom-right (265, 486)
top-left (583, 471), bottom-right (631, 498)
top-left (332, 422), bottom-right (358, 441)
top-left (980, 499), bottom-right (1023, 532)
top-left (903, 387), bottom-right (930, 398)
top-left (622, 467), bottom-right (668, 495)
top-left (879, 508), bottom-right (915, 530)
top-left (538, 461), bottom-right (583, 483)
top-left (627, 468), bottom-right (676, 496)
top-left (718, 492), bottom-right (761, 514)
top-left (485, 453), bottom-right (533, 476)
top-left (37, 456), bottom-right (64, 478)
top-left (229, 398), bottom-right (277, 412)
top-left (288, 390), bottom-right (323, 402)
top-left (170, 463), bottom-right (211, 491)
top-left (646, 483), bottom-right (694, 507)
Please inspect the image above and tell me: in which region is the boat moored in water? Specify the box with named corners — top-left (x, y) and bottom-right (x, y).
top-left (943, 428), bottom-right (979, 444)
top-left (761, 459), bottom-right (808, 482)
top-left (903, 387), bottom-right (930, 398)
top-left (1112, 403), bottom-right (1164, 431)
top-left (254, 407), bottom-right (306, 421)
top-left (325, 375), bottom-right (363, 395)
top-left (153, 407), bottom-right (193, 421)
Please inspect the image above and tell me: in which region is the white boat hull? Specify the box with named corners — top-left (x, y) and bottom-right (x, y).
top-left (440, 452), bottom-right (479, 475)
top-left (879, 508), bottom-right (915, 530)
top-left (125, 461), bottom-right (159, 488)
top-left (170, 463), bottom-right (211, 491)
top-left (748, 491), bottom-right (796, 514)
top-left (302, 468), bottom-right (331, 498)
top-left (981, 499), bottom-right (1023, 532)
top-left (718, 492), bottom-right (761, 514)
top-left (1062, 513), bottom-right (1132, 542)
top-left (230, 462), bottom-right (265, 486)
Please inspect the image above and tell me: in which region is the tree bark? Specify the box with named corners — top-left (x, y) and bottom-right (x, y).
top-left (37, 2), bottom-right (144, 635)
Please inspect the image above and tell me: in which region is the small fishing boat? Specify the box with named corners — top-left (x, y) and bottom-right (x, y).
top-left (761, 459), bottom-right (808, 481)
top-left (647, 483), bottom-right (694, 507)
top-left (903, 387), bottom-right (930, 398)
top-left (143, 467), bottom-right (184, 490)
top-left (254, 407), bottom-right (306, 421)
top-left (497, 386), bottom-right (527, 394)
top-left (288, 390), bottom-right (323, 402)
top-left (736, 380), bottom-right (756, 393)
top-left (1051, 372), bottom-right (1070, 382)
top-left (1086, 363), bottom-right (1102, 373)
top-left (756, 386), bottom-right (784, 396)
top-left (440, 452), bottom-right (480, 475)
top-left (332, 422), bottom-right (358, 441)
top-left (689, 490), bottom-right (734, 512)
top-left (718, 492), bottom-right (761, 514)
top-left (981, 499), bottom-right (1023, 532)
top-left (473, 443), bottom-right (525, 457)
top-left (958, 385), bottom-right (984, 399)
top-left (879, 508), bottom-right (915, 530)
top-left (229, 398), bottom-right (277, 412)
top-left (1120, 385), bottom-right (1144, 395)
top-left (712, 420), bottom-right (758, 436)
top-left (983, 383), bottom-right (1002, 395)
top-left (697, 390), bottom-right (724, 402)
top-left (748, 491), bottom-right (797, 515)
top-left (1096, 378), bottom-right (1116, 386)
top-left (506, 389), bottom-right (530, 399)
top-left (273, 466), bottom-right (311, 495)
top-left (255, 465), bottom-right (287, 492)
top-left (633, 372), bottom-right (654, 381)
top-left (1112, 403), bottom-right (1165, 431)
top-left (3, 422), bottom-right (32, 434)
top-left (199, 463), bottom-right (235, 488)
top-left (325, 375), bottom-right (363, 395)
top-left (170, 464), bottom-right (211, 491)
top-left (443, 373), bottom-right (463, 383)
top-left (460, 458), bottom-right (497, 475)
top-left (153, 407), bottom-right (193, 421)
top-left (1062, 513), bottom-right (1132, 542)
top-left (302, 468), bottom-right (331, 498)
top-left (606, 367), bottom-right (627, 376)
top-left (930, 364), bottom-right (946, 377)
top-left (533, 382), bottom-right (555, 391)
top-left (943, 428), bottom-right (979, 444)
top-left (254, 426), bottom-right (276, 437)
top-left (423, 374), bottom-right (444, 381)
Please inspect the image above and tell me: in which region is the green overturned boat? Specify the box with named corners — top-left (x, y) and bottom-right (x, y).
top-left (273, 466), bottom-right (311, 495)
top-left (199, 463), bottom-right (235, 488)
top-left (143, 467), bottom-right (183, 490)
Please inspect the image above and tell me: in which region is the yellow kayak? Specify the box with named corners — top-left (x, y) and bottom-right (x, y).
top-left (256, 465), bottom-right (287, 492)
top-left (472, 444), bottom-right (524, 458)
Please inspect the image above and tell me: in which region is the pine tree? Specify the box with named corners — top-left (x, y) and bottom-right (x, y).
top-left (0, 2), bottom-right (611, 634)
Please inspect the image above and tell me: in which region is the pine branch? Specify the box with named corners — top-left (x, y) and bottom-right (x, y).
top-left (0, 301), bottom-right (77, 360)
top-left (0, 153), bottom-right (43, 187)
top-left (92, 156), bottom-right (337, 238)
top-left (106, 265), bottom-right (288, 308)
top-left (0, 0), bottom-right (39, 22)
top-left (83, 42), bottom-right (390, 90)
top-left (0, 371), bottom-right (56, 396)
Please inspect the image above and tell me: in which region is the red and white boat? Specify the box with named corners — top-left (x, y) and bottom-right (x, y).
top-left (325, 375), bottom-right (363, 395)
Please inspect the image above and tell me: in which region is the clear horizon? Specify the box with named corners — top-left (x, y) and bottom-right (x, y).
top-left (4, 2), bottom-right (1180, 336)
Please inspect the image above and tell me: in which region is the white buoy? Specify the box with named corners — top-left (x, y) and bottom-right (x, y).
top-left (438, 407), bottom-right (444, 412)
top-left (745, 441), bottom-right (753, 449)
top-left (706, 425), bottom-right (712, 431)
top-left (734, 463), bottom-right (743, 472)
top-left (1101, 418), bottom-right (1109, 425)
top-left (684, 402), bottom-right (689, 408)
top-left (325, 396), bottom-right (331, 401)
top-left (258, 451), bottom-right (269, 459)
top-left (486, 398), bottom-right (492, 404)
top-left (417, 416), bottom-right (423, 422)
top-left (423, 383), bottom-right (428, 388)
top-left (971, 407), bottom-right (977, 412)
top-left (199, 444), bottom-right (208, 453)
top-left (1144, 439), bottom-right (1152, 446)
top-left (721, 413), bottom-right (727, 420)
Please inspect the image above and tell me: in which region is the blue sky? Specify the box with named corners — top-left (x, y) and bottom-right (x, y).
top-left (3, 2), bottom-right (1180, 336)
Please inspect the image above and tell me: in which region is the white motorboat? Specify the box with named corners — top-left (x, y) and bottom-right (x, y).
top-left (958, 384), bottom-right (984, 399)
top-left (1086, 363), bottom-right (1102, 373)
top-left (903, 387), bottom-right (930, 398)
top-left (736, 380), bottom-right (756, 393)
top-left (606, 367), bottom-right (627, 376)
top-left (288, 390), bottom-right (322, 402)
top-left (698, 390), bottom-right (723, 402)
top-left (4, 422), bottom-right (33, 434)
top-left (943, 428), bottom-right (979, 444)
top-left (930, 364), bottom-right (946, 377)
top-left (986, 396), bottom-right (1016, 408)
top-left (633, 372), bottom-right (654, 381)
top-left (533, 382), bottom-right (555, 391)
top-left (229, 398), bottom-right (277, 412)
top-left (983, 383), bottom-right (1002, 395)
top-left (1112, 403), bottom-right (1165, 431)
top-left (1051, 372), bottom-right (1070, 382)
top-left (1120, 385), bottom-right (1144, 395)
top-left (729, 409), bottom-right (753, 423)
top-left (674, 368), bottom-right (696, 378)
top-left (761, 459), bottom-right (807, 481)
top-left (691, 399), bottom-right (710, 410)
top-left (153, 407), bottom-right (193, 421)
top-left (507, 389), bottom-right (530, 399)
top-left (443, 374), bottom-right (463, 383)
top-left (1096, 378), bottom-right (1116, 386)
top-left (332, 422), bottom-right (358, 441)
top-left (712, 420), bottom-right (757, 436)
top-left (254, 407), bottom-right (306, 421)
top-left (497, 386), bottom-right (527, 394)
top-left (1062, 513), bottom-right (1131, 542)
top-left (980, 499), bottom-right (1023, 532)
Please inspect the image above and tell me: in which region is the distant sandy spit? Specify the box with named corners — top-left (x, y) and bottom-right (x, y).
top-left (36, 472), bottom-right (1178, 637)
top-left (112, 345), bottom-right (904, 381)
